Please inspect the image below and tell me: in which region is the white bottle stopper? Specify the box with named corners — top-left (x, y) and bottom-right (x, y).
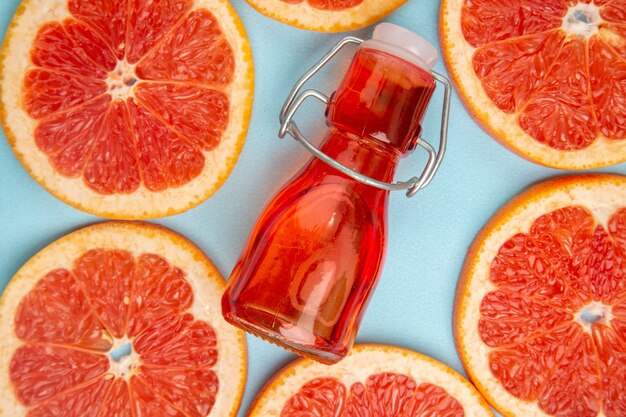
top-left (361, 23), bottom-right (438, 71)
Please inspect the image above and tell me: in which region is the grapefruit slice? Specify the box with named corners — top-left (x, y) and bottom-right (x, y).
top-left (247, 344), bottom-right (494, 417)
top-left (0, 222), bottom-right (246, 417)
top-left (455, 174), bottom-right (626, 417)
top-left (244, 0), bottom-right (407, 32)
top-left (0, 0), bottom-right (254, 219)
top-left (440, 0), bottom-right (626, 169)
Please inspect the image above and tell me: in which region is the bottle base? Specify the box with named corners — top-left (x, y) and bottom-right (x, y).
top-left (223, 305), bottom-right (349, 365)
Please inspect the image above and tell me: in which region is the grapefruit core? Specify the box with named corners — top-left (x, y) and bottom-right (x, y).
top-left (244, 0), bottom-right (407, 32)
top-left (0, 222), bottom-right (247, 417)
top-left (247, 344), bottom-right (494, 417)
top-left (440, 0), bottom-right (626, 169)
top-left (456, 174), bottom-right (626, 417)
top-left (0, 0), bottom-right (254, 219)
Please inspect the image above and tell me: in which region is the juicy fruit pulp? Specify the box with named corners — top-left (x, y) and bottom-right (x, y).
top-left (462, 0), bottom-right (626, 151)
top-left (280, 374), bottom-right (464, 416)
top-left (245, 0), bottom-right (407, 33)
top-left (10, 249), bottom-right (219, 417)
top-left (248, 345), bottom-right (495, 417)
top-left (278, 0), bottom-right (364, 10)
top-left (25, 0), bottom-right (233, 194)
top-left (481, 205), bottom-right (626, 416)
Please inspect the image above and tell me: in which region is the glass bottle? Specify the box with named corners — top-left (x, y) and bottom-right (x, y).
top-left (223, 24), bottom-right (445, 364)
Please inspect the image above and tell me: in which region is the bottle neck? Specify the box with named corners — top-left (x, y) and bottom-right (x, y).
top-left (326, 48), bottom-right (436, 154)
top-left (317, 128), bottom-right (399, 184)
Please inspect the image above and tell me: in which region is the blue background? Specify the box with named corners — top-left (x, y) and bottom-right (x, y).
top-left (1, 0), bottom-right (624, 415)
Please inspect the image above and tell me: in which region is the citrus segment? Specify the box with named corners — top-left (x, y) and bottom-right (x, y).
top-left (23, 70), bottom-right (107, 118)
top-left (478, 291), bottom-right (573, 347)
top-left (600, 0), bottom-right (626, 23)
top-left (13, 269), bottom-right (109, 350)
top-left (34, 95), bottom-right (110, 178)
top-left (488, 207), bottom-right (594, 310)
top-left (130, 376), bottom-right (186, 417)
top-left (592, 325), bottom-right (626, 417)
top-left (455, 175), bottom-right (626, 417)
top-left (410, 383), bottom-right (466, 416)
top-left (248, 344), bottom-right (494, 417)
top-left (64, 20), bottom-right (118, 70)
top-left (98, 378), bottom-right (133, 417)
top-left (9, 344), bottom-right (109, 406)
top-left (461, 0), bottom-right (567, 47)
top-left (68, 0), bottom-right (127, 59)
top-left (600, 23), bottom-right (626, 59)
top-left (535, 329), bottom-right (600, 417)
top-left (487, 323), bottom-right (601, 413)
top-left (139, 366), bottom-right (218, 417)
top-left (578, 227), bottom-right (626, 304)
top-left (132, 314), bottom-right (191, 357)
top-left (0, 222), bottom-right (246, 417)
top-left (127, 254), bottom-right (193, 337)
top-left (349, 374), bottom-right (417, 416)
top-left (344, 374), bottom-right (464, 416)
top-left (126, 0), bottom-right (193, 64)
top-left (83, 101), bottom-right (141, 194)
top-left (127, 99), bottom-right (205, 192)
top-left (441, 0), bottom-right (626, 168)
top-left (281, 378), bottom-right (345, 416)
top-left (244, 0), bottom-right (407, 32)
top-left (519, 40), bottom-right (597, 151)
top-left (73, 249), bottom-right (134, 338)
top-left (472, 30), bottom-right (565, 114)
top-left (30, 22), bottom-right (112, 78)
top-left (135, 83), bottom-right (228, 151)
top-left (1, 0), bottom-right (253, 219)
top-left (614, 299), bottom-right (626, 316)
top-left (609, 207), bottom-right (626, 243)
top-left (136, 10), bottom-right (234, 84)
top-left (589, 37), bottom-right (626, 140)
top-left (281, 375), bottom-right (462, 417)
top-left (28, 377), bottom-right (112, 417)
top-left (134, 314), bottom-right (218, 368)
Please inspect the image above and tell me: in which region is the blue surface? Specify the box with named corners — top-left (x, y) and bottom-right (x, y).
top-left (0, 0), bottom-right (625, 415)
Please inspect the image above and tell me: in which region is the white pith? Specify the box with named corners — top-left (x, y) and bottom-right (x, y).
top-left (248, 345), bottom-right (494, 417)
top-left (576, 302), bottom-right (613, 333)
top-left (562, 3), bottom-right (603, 39)
top-left (440, 0), bottom-right (626, 169)
top-left (456, 176), bottom-right (626, 417)
top-left (0, 0), bottom-right (254, 219)
top-left (106, 60), bottom-right (137, 101)
top-left (0, 223), bottom-right (247, 417)
top-left (107, 337), bottom-right (137, 379)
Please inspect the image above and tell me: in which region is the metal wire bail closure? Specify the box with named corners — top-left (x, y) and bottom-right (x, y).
top-left (278, 36), bottom-right (452, 198)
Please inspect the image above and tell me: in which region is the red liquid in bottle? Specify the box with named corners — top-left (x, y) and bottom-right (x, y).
top-left (222, 48), bottom-right (436, 364)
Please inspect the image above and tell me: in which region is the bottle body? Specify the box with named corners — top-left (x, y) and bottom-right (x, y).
top-left (222, 47), bottom-right (436, 364)
top-left (223, 129), bottom-right (396, 363)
